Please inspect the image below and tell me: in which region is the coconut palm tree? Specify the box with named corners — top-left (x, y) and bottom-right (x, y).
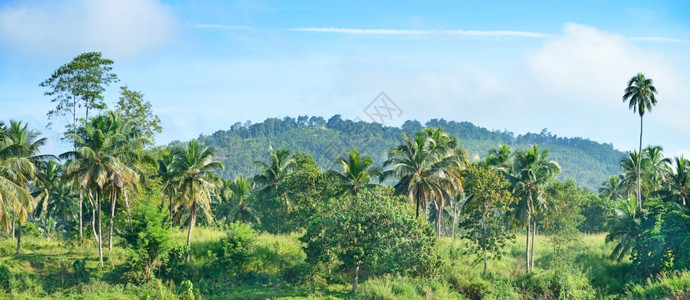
top-left (599, 175), bottom-right (624, 200)
top-left (606, 197), bottom-right (641, 261)
top-left (32, 160), bottom-right (61, 220)
top-left (643, 145), bottom-right (671, 191)
top-left (157, 147), bottom-right (179, 227)
top-left (655, 156), bottom-right (690, 206)
top-left (619, 151), bottom-right (652, 200)
top-left (623, 73), bottom-right (658, 206)
top-left (170, 140), bottom-right (223, 261)
top-left (253, 147), bottom-right (296, 209)
top-left (328, 147), bottom-right (381, 196)
top-left (0, 121), bottom-right (46, 254)
top-left (214, 176), bottom-right (260, 225)
top-left (511, 144), bottom-right (560, 272)
top-left (62, 113), bottom-right (142, 265)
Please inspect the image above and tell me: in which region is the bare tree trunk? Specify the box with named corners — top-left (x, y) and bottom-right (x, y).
top-left (15, 223), bottom-right (21, 255)
top-left (89, 194), bottom-right (98, 245)
top-left (11, 214), bottom-right (14, 239)
top-left (352, 262), bottom-right (361, 293)
top-left (638, 116), bottom-right (643, 207)
top-left (525, 211), bottom-right (531, 273)
top-left (482, 201), bottom-right (487, 276)
top-left (186, 200), bottom-right (196, 262)
top-left (531, 218), bottom-right (536, 271)
top-left (434, 198), bottom-right (441, 238)
top-left (97, 190), bottom-right (103, 267)
top-left (109, 188), bottom-right (116, 250)
top-left (452, 200), bottom-right (457, 239)
top-left (169, 195), bottom-right (173, 228)
top-left (79, 192), bottom-right (83, 240)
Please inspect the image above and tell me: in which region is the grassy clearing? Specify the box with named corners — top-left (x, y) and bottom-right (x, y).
top-left (0, 229), bottom-right (685, 299)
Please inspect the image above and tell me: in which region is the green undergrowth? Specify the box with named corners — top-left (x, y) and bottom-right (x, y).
top-left (0, 229), bottom-right (686, 299)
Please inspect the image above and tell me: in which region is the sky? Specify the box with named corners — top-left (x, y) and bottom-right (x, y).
top-left (1, 0), bottom-right (689, 158)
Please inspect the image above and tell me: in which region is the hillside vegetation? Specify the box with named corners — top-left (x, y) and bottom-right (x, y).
top-left (193, 115), bottom-right (625, 190)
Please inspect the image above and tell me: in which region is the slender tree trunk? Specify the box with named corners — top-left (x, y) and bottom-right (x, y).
top-left (186, 200), bottom-right (196, 262)
top-left (79, 192), bottom-right (83, 240)
top-left (15, 223), bottom-right (21, 255)
top-left (97, 189), bottom-right (103, 267)
top-left (482, 201), bottom-right (487, 276)
top-left (169, 195), bottom-right (173, 228)
top-left (89, 194), bottom-right (98, 244)
top-left (525, 211), bottom-right (531, 273)
top-left (109, 188), bottom-right (116, 250)
top-left (452, 200), bottom-right (457, 239)
top-left (352, 262), bottom-right (361, 293)
top-left (434, 198), bottom-right (441, 238)
top-left (11, 214), bottom-right (15, 239)
top-left (531, 218), bottom-right (536, 271)
top-left (638, 116), bottom-right (643, 207)
top-left (415, 188), bottom-right (422, 219)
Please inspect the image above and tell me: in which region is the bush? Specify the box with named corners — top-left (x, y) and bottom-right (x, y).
top-left (0, 265), bottom-right (11, 292)
top-left (118, 203), bottom-right (173, 282)
top-left (214, 222), bottom-right (257, 275)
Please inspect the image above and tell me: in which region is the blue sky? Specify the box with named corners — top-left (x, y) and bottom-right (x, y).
top-left (1, 0), bottom-right (689, 158)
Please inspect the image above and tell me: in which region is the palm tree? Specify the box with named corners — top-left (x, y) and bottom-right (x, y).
top-left (32, 161), bottom-right (61, 220)
top-left (62, 113), bottom-right (142, 265)
top-left (605, 197), bottom-right (641, 261)
top-left (171, 140), bottom-right (223, 261)
top-left (511, 144), bottom-right (560, 272)
top-left (253, 147), bottom-right (296, 209)
top-left (619, 151), bottom-right (651, 200)
top-left (656, 156), bottom-right (690, 206)
top-left (328, 147), bottom-right (381, 196)
top-left (46, 181), bottom-right (77, 231)
top-left (599, 175), bottom-right (624, 200)
top-left (643, 145), bottom-right (671, 191)
top-left (623, 73), bottom-right (658, 206)
top-left (157, 147), bottom-right (178, 228)
top-left (214, 176), bottom-right (260, 225)
top-left (0, 121), bottom-right (46, 254)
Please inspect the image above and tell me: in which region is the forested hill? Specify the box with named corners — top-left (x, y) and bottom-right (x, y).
top-left (183, 115), bottom-right (625, 190)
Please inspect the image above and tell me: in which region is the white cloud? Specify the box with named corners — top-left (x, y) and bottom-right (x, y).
top-left (0, 0), bottom-right (175, 59)
top-left (290, 27), bottom-right (552, 38)
top-left (629, 36), bottom-right (687, 43)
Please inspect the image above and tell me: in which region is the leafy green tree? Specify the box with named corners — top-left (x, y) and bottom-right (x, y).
top-left (118, 202), bottom-right (172, 281)
top-left (41, 52), bottom-right (118, 146)
top-left (115, 86), bottom-right (162, 140)
top-left (301, 189), bottom-right (441, 292)
top-left (170, 140), bottom-right (223, 261)
top-left (460, 162), bottom-right (514, 275)
top-left (214, 222), bottom-right (257, 275)
top-left (543, 179), bottom-right (586, 271)
top-left (327, 147), bottom-right (381, 196)
top-left (623, 73), bottom-right (658, 206)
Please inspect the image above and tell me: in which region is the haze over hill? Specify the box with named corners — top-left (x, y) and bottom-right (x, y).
top-left (177, 115), bottom-right (627, 190)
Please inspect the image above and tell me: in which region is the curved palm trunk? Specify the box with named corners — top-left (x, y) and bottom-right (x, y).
top-left (169, 195), bottom-right (173, 228)
top-left (186, 200), bottom-right (196, 262)
top-left (434, 197), bottom-right (441, 238)
top-left (638, 116), bottom-right (643, 207)
top-left (79, 193), bottom-right (83, 240)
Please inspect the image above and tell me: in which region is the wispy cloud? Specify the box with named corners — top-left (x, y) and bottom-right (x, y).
top-left (629, 36), bottom-right (686, 43)
top-left (289, 27), bottom-right (553, 38)
top-left (187, 23), bottom-right (253, 30)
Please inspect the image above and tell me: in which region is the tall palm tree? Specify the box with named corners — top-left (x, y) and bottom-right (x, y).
top-left (171, 140), bottom-right (223, 261)
top-left (253, 147), bottom-right (296, 209)
top-left (605, 197), bottom-right (641, 261)
top-left (62, 113), bottom-right (142, 265)
top-left (32, 160), bottom-right (61, 220)
top-left (623, 73), bottom-right (658, 206)
top-left (511, 144), bottom-right (560, 272)
top-left (328, 147), bottom-right (381, 196)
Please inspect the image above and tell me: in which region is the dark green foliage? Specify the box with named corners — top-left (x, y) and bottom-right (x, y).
top-left (194, 116), bottom-right (624, 190)
top-left (301, 190), bottom-right (442, 291)
top-left (215, 222), bottom-right (256, 275)
top-left (118, 203), bottom-right (172, 281)
top-left (0, 265), bottom-right (10, 292)
top-left (20, 222), bottom-right (40, 238)
top-left (578, 193), bottom-right (614, 233)
top-left (72, 259), bottom-right (89, 283)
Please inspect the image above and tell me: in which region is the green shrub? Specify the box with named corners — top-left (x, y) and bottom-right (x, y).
top-left (119, 203), bottom-right (173, 282)
top-left (0, 265), bottom-right (11, 292)
top-left (21, 222), bottom-right (41, 238)
top-left (215, 222), bottom-right (257, 275)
